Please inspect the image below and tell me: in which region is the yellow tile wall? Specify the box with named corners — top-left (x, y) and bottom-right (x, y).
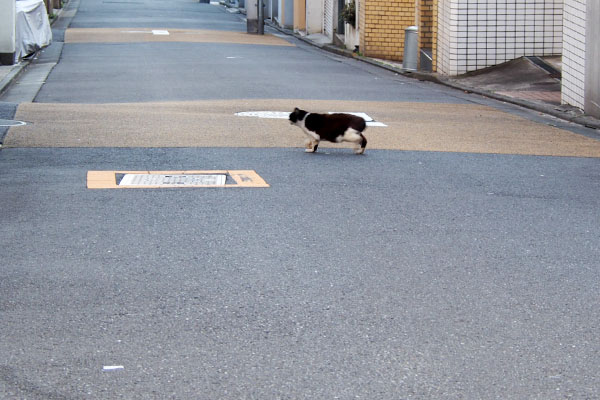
top-left (418, 0), bottom-right (437, 71)
top-left (359, 0), bottom-right (415, 62)
top-left (432, 0), bottom-right (437, 72)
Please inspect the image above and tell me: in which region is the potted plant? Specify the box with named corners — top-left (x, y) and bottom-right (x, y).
top-left (340, 1), bottom-right (356, 28)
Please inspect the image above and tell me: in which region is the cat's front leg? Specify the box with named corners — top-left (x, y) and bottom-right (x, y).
top-left (305, 138), bottom-right (319, 153)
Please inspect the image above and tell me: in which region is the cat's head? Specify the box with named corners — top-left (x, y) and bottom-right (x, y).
top-left (289, 107), bottom-right (308, 125)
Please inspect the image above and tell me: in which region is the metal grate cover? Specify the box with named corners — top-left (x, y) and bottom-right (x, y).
top-left (87, 170), bottom-right (269, 189)
top-left (119, 174), bottom-right (226, 186)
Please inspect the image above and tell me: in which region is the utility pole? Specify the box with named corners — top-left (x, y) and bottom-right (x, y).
top-left (257, 0), bottom-right (264, 35)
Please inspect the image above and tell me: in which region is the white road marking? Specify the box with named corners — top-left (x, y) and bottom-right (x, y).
top-left (235, 111), bottom-right (387, 126)
top-left (235, 111), bottom-right (289, 119)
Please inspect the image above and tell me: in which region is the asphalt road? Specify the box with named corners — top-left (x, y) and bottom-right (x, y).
top-left (1, 0), bottom-right (599, 398)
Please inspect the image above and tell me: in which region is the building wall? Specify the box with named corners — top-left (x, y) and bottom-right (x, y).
top-left (437, 0), bottom-right (454, 74)
top-left (360, 0), bottom-right (415, 61)
top-left (278, 0), bottom-right (294, 28)
top-left (416, 0), bottom-right (437, 70)
top-left (0, 0), bottom-right (16, 64)
top-left (419, 0), bottom-right (434, 49)
top-left (562, 0), bottom-right (586, 108)
top-left (323, 0), bottom-right (334, 38)
top-left (307, 0), bottom-right (323, 33)
top-left (431, 0), bottom-right (438, 71)
top-left (585, 0), bottom-right (599, 117)
top-left (294, 0), bottom-right (306, 31)
top-left (437, 0), bottom-right (563, 76)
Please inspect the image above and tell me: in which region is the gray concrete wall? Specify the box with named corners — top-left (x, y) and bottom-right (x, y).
top-left (0, 0), bottom-right (16, 65)
top-left (284, 0), bottom-right (294, 27)
top-left (585, 1), bottom-right (600, 118)
top-left (276, 0), bottom-right (293, 28)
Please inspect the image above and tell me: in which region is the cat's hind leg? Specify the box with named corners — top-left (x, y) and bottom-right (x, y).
top-left (342, 128), bottom-right (367, 154)
top-left (355, 133), bottom-right (367, 155)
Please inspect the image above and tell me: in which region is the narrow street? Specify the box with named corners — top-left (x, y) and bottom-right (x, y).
top-left (1, 0), bottom-right (599, 398)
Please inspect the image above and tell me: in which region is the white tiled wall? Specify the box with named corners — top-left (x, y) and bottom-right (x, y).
top-left (561, 0), bottom-right (586, 109)
top-left (438, 0), bottom-right (563, 75)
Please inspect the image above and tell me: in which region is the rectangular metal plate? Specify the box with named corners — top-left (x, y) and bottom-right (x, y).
top-left (87, 170), bottom-right (269, 189)
top-left (120, 174), bottom-right (226, 186)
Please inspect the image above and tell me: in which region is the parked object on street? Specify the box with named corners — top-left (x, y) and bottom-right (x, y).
top-left (15, 0), bottom-right (52, 61)
top-left (289, 107), bottom-right (367, 154)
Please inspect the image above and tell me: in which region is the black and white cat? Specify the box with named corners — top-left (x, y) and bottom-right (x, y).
top-left (289, 108), bottom-right (367, 154)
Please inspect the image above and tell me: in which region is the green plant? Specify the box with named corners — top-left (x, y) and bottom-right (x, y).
top-left (340, 1), bottom-right (356, 28)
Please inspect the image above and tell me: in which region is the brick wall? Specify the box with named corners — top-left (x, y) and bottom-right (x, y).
top-left (417, 0), bottom-right (437, 70)
top-left (360, 0), bottom-right (415, 61)
top-left (419, 0), bottom-right (434, 49)
top-left (562, 0), bottom-right (586, 109)
top-left (432, 0), bottom-right (438, 71)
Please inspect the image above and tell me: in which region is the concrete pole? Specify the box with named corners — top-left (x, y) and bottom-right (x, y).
top-left (257, 0), bottom-right (264, 35)
top-left (246, 0), bottom-right (263, 34)
top-left (585, 0), bottom-right (600, 118)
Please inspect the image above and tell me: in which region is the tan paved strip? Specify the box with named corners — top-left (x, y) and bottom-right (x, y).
top-left (6, 99), bottom-right (600, 157)
top-left (64, 28), bottom-right (294, 46)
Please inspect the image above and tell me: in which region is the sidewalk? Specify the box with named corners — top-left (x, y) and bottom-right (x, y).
top-left (0, 62), bottom-right (28, 98)
top-left (0, 0), bottom-right (69, 99)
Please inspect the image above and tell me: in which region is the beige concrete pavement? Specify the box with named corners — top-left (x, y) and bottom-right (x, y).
top-left (6, 99), bottom-right (600, 157)
top-left (64, 28), bottom-right (294, 46)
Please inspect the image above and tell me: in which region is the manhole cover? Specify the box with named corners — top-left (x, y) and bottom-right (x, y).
top-left (119, 174), bottom-right (226, 186)
top-left (0, 119), bottom-right (26, 127)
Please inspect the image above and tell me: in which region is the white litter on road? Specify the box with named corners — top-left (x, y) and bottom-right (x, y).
top-left (152, 30), bottom-right (170, 35)
top-left (103, 366), bottom-right (124, 371)
top-left (0, 119), bottom-right (27, 127)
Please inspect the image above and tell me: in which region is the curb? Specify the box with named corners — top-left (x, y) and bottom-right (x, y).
top-left (435, 79), bottom-right (600, 130)
top-left (266, 20), bottom-right (600, 131)
top-left (0, 60), bottom-right (30, 97)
